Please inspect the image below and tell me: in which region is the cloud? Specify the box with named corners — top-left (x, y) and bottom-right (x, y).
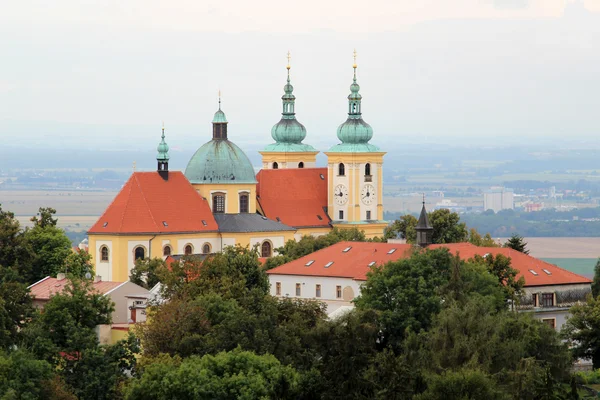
top-left (491, 0), bottom-right (531, 9)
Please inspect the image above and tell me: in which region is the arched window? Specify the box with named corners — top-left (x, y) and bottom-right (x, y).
top-left (365, 163), bottom-right (371, 176)
top-left (298, 162), bottom-right (304, 168)
top-left (202, 243), bottom-right (211, 254)
top-left (100, 246), bottom-right (109, 262)
top-left (239, 193), bottom-right (249, 213)
top-left (212, 193), bottom-right (225, 213)
top-left (273, 162), bottom-right (279, 169)
top-left (184, 244), bottom-right (193, 255)
top-left (261, 241), bottom-right (272, 258)
top-left (338, 163), bottom-right (345, 176)
top-left (134, 246), bottom-right (145, 261)
top-left (163, 245), bottom-right (172, 257)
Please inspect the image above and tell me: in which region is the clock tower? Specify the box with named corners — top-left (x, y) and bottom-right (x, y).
top-left (325, 51), bottom-right (387, 238)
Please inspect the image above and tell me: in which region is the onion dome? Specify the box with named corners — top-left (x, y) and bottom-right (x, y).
top-left (329, 51), bottom-right (380, 153)
top-left (263, 53), bottom-right (317, 153)
top-left (185, 104), bottom-right (257, 184)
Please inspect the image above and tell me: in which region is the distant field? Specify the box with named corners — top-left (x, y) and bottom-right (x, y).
top-left (1, 190), bottom-right (116, 217)
top-left (520, 237), bottom-right (600, 259)
top-left (15, 215), bottom-right (98, 232)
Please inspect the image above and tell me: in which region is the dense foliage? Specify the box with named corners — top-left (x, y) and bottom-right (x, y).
top-left (0, 204), bottom-right (590, 398)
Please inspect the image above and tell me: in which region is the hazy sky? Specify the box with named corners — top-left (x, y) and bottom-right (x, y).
top-left (1, 0), bottom-right (599, 154)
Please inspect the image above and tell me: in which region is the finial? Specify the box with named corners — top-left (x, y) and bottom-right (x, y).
top-left (422, 193), bottom-right (425, 205)
top-left (132, 160), bottom-right (136, 172)
top-left (161, 121), bottom-right (165, 138)
top-left (286, 51), bottom-right (291, 70)
top-left (218, 90), bottom-right (221, 110)
top-left (352, 49), bottom-right (358, 81)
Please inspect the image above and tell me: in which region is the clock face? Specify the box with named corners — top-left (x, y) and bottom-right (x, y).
top-left (361, 184), bottom-right (376, 205)
top-left (334, 184), bottom-right (349, 205)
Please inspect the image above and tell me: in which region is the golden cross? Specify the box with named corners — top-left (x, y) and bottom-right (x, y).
top-left (286, 51), bottom-right (291, 70)
top-left (353, 49), bottom-right (357, 68)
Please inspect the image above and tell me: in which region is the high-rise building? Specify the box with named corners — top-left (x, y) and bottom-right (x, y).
top-left (484, 187), bottom-right (514, 213)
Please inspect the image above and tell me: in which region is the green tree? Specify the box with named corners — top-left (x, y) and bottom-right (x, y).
top-left (468, 228), bottom-right (498, 247)
top-left (62, 248), bottom-right (94, 279)
top-left (0, 266), bottom-right (33, 349)
top-left (467, 254), bottom-right (524, 303)
top-left (23, 208), bottom-right (72, 282)
top-left (24, 278), bottom-right (114, 360)
top-left (384, 215), bottom-right (418, 241)
top-left (355, 248), bottom-right (452, 348)
top-left (124, 348), bottom-right (301, 400)
top-left (562, 294), bottom-right (600, 369)
top-left (415, 368), bottom-right (505, 400)
top-left (592, 258), bottom-right (600, 298)
top-left (384, 209), bottom-right (470, 244)
top-left (130, 257), bottom-right (164, 289)
top-left (0, 205), bottom-right (33, 281)
top-left (0, 350), bottom-right (74, 400)
top-left (503, 234), bottom-right (530, 254)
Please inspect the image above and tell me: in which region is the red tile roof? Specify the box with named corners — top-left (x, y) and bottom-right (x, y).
top-left (256, 168), bottom-right (330, 228)
top-left (266, 241), bottom-right (592, 287)
top-left (89, 172), bottom-right (218, 234)
top-left (28, 277), bottom-right (124, 301)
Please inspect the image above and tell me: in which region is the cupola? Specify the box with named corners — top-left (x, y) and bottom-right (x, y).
top-left (157, 124), bottom-right (169, 179)
top-left (415, 198), bottom-right (433, 247)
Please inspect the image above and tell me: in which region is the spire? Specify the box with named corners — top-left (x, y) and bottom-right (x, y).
top-left (281, 50), bottom-right (296, 119)
top-left (416, 195), bottom-right (433, 247)
top-left (157, 123), bottom-right (169, 178)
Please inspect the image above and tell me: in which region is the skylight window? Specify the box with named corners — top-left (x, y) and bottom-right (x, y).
top-left (319, 174), bottom-right (325, 180)
top-left (162, 221), bottom-right (168, 227)
top-left (368, 261), bottom-right (376, 267)
top-left (201, 220), bottom-right (207, 226)
top-left (317, 215), bottom-right (323, 220)
top-left (343, 247), bottom-right (352, 253)
top-left (305, 260), bottom-right (314, 266)
top-left (102, 222), bottom-right (108, 227)
top-left (542, 269), bottom-right (552, 275)
top-left (387, 248), bottom-right (397, 254)
top-left (529, 269), bottom-right (539, 276)
top-left (325, 262), bottom-right (334, 268)
top-left (276, 217), bottom-right (281, 222)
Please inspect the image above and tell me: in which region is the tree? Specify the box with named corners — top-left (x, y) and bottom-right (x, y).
top-left (503, 234), bottom-right (529, 255)
top-left (62, 248), bottom-right (94, 279)
top-left (468, 228), bottom-right (498, 247)
top-left (384, 209), bottom-right (470, 244)
top-left (591, 258), bottom-right (600, 298)
top-left (562, 294), bottom-right (600, 369)
top-left (415, 368), bottom-right (505, 400)
top-left (130, 257), bottom-right (164, 289)
top-left (355, 248), bottom-right (452, 348)
top-left (467, 254), bottom-right (524, 303)
top-left (0, 205), bottom-right (34, 281)
top-left (124, 348), bottom-right (301, 400)
top-left (24, 278), bottom-right (114, 360)
top-left (23, 208), bottom-right (72, 283)
top-left (0, 266), bottom-right (34, 349)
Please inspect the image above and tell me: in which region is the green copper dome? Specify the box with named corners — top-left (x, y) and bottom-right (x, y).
top-left (329, 63), bottom-right (380, 153)
top-left (185, 107), bottom-right (257, 184)
top-left (156, 126), bottom-right (169, 161)
top-left (263, 63), bottom-right (317, 153)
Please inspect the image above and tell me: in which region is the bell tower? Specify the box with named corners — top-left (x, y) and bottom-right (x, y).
top-left (157, 123), bottom-right (169, 180)
top-left (324, 50), bottom-right (387, 238)
top-left (259, 51), bottom-right (319, 169)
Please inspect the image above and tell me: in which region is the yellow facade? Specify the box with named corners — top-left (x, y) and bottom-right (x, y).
top-left (324, 152), bottom-right (386, 223)
top-left (259, 151), bottom-right (319, 169)
top-left (192, 183), bottom-right (257, 214)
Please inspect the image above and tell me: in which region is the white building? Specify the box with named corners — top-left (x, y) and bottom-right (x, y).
top-left (484, 187), bottom-right (514, 213)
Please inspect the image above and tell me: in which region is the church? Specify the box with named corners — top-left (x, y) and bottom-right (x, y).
top-left (88, 55), bottom-right (387, 282)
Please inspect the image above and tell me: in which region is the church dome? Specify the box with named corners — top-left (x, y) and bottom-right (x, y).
top-left (185, 106), bottom-right (257, 184)
top-left (271, 118), bottom-right (307, 144)
top-left (185, 140), bottom-right (257, 184)
top-left (336, 118), bottom-right (373, 144)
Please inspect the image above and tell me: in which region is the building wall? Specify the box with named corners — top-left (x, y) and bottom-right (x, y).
top-left (268, 274), bottom-right (362, 302)
top-left (192, 183), bottom-right (257, 214)
top-left (294, 228), bottom-right (331, 241)
top-left (484, 187), bottom-right (514, 213)
top-left (259, 151), bottom-right (318, 169)
top-left (107, 281), bottom-right (149, 324)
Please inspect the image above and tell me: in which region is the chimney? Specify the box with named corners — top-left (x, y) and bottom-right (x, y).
top-left (94, 275), bottom-right (102, 283)
top-left (56, 273), bottom-right (66, 280)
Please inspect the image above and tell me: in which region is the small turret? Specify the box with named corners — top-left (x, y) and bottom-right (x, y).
top-left (416, 197), bottom-right (433, 247)
top-left (212, 92), bottom-right (228, 140)
top-left (157, 124), bottom-right (169, 180)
